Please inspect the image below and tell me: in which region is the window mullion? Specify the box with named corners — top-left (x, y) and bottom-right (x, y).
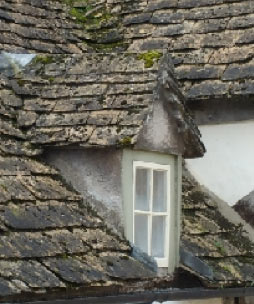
top-left (133, 163), bottom-right (136, 243)
top-left (148, 214), bottom-right (152, 256)
top-left (150, 168), bottom-right (153, 212)
top-left (165, 169), bottom-right (170, 262)
top-left (149, 169), bottom-right (153, 255)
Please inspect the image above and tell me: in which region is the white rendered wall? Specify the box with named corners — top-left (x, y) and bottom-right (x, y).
top-left (186, 121), bottom-right (254, 206)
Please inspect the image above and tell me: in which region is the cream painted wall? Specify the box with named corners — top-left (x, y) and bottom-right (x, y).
top-left (186, 121), bottom-right (254, 206)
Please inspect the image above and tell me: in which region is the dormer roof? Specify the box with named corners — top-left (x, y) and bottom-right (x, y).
top-left (7, 53), bottom-right (205, 158)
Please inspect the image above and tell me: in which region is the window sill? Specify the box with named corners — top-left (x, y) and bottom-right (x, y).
top-left (155, 257), bottom-right (168, 268)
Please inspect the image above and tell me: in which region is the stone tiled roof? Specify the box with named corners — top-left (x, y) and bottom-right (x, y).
top-left (1, 59), bottom-right (254, 295)
top-left (8, 53), bottom-right (204, 158)
top-left (124, 0), bottom-right (254, 102)
top-left (234, 190), bottom-right (254, 228)
top-left (181, 170), bottom-right (254, 288)
top-left (0, 0), bottom-right (126, 53)
top-left (0, 73), bottom-right (172, 302)
top-left (1, 0), bottom-right (253, 102)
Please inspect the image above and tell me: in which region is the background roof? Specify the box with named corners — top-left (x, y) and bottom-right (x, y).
top-left (1, 0), bottom-right (253, 102)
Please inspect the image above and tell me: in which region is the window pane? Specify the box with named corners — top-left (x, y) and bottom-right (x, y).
top-left (134, 214), bottom-right (148, 254)
top-left (135, 168), bottom-right (150, 211)
top-left (151, 216), bottom-right (165, 258)
top-left (153, 170), bottom-right (167, 212)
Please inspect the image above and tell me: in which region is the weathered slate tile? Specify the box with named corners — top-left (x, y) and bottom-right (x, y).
top-left (0, 278), bottom-right (19, 296)
top-left (0, 176), bottom-right (34, 201)
top-left (17, 110), bottom-right (37, 127)
top-left (150, 12), bottom-right (184, 24)
top-left (123, 13), bottom-right (152, 25)
top-left (209, 46), bottom-right (253, 64)
top-left (0, 137), bottom-right (41, 157)
top-left (222, 64), bottom-right (254, 80)
top-left (187, 81), bottom-right (229, 99)
top-left (28, 125), bottom-right (94, 144)
top-left (2, 202), bottom-right (99, 230)
top-left (0, 230), bottom-right (89, 258)
top-left (23, 98), bottom-right (56, 112)
top-left (231, 81), bottom-right (254, 95)
top-left (88, 126), bottom-right (140, 146)
top-left (176, 65), bottom-right (224, 80)
top-left (0, 89), bottom-right (22, 108)
top-left (99, 255), bottom-right (156, 279)
top-left (0, 119), bottom-right (25, 139)
top-left (19, 176), bottom-right (80, 201)
top-left (44, 230), bottom-right (90, 254)
top-left (146, 0), bottom-right (178, 12)
top-left (43, 257), bottom-right (107, 284)
top-left (0, 156), bottom-right (57, 175)
top-left (228, 14), bottom-right (254, 29)
top-left (36, 113), bottom-right (89, 127)
top-left (0, 261), bottom-right (63, 288)
top-left (203, 257), bottom-right (254, 282)
top-left (78, 228), bottom-right (130, 252)
top-left (181, 234), bottom-right (242, 258)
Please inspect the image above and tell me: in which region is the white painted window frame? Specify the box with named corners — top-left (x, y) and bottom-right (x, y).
top-left (133, 161), bottom-right (171, 268)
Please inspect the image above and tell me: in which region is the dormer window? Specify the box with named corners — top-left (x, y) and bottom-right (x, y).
top-left (133, 161), bottom-right (170, 267)
top-left (122, 149), bottom-right (181, 273)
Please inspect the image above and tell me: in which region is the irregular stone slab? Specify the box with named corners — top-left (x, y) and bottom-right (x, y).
top-left (0, 89), bottom-right (22, 107)
top-left (19, 176), bottom-right (81, 201)
top-left (187, 81), bottom-right (229, 99)
top-left (222, 64), bottom-right (254, 81)
top-left (203, 257), bottom-right (254, 282)
top-left (0, 261), bottom-right (63, 288)
top-left (0, 156), bottom-right (57, 175)
top-left (99, 255), bottom-right (156, 279)
top-left (2, 202), bottom-right (99, 230)
top-left (0, 176), bottom-right (35, 201)
top-left (0, 230), bottom-right (89, 258)
top-left (77, 228), bottom-right (130, 252)
top-left (0, 137), bottom-right (41, 157)
top-left (28, 126), bottom-right (94, 144)
top-left (0, 278), bottom-right (19, 296)
top-left (43, 257), bottom-right (107, 284)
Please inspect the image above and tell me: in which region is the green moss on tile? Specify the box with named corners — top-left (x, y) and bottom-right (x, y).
top-left (17, 79), bottom-right (25, 87)
top-left (118, 136), bottom-right (132, 146)
top-left (61, 0), bottom-right (125, 51)
top-left (48, 76), bottom-right (55, 84)
top-left (214, 241), bottom-right (226, 256)
top-left (138, 51), bottom-right (163, 68)
top-left (33, 55), bottom-right (55, 65)
top-left (0, 184), bottom-right (7, 191)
